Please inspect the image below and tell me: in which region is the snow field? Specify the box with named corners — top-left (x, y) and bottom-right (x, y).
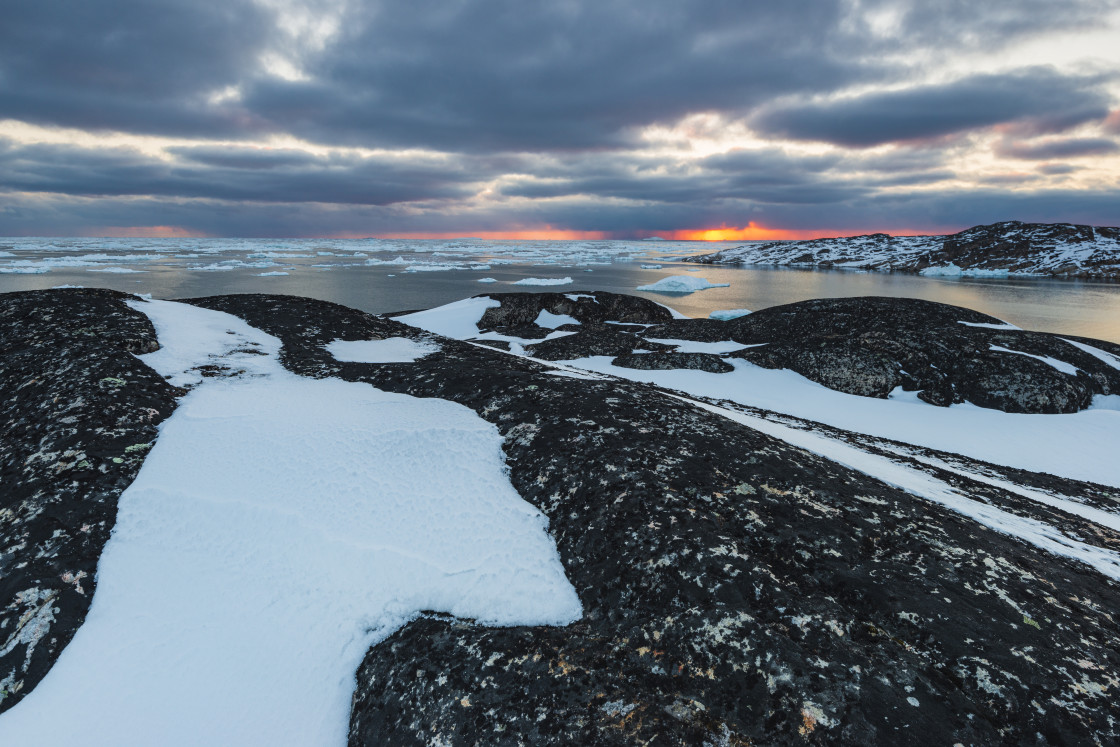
top-left (0, 299), bottom-right (581, 747)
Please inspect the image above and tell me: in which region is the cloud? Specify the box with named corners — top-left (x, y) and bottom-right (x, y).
top-left (4, 0), bottom-right (1111, 151)
top-left (0, 0), bottom-right (273, 137)
top-left (1, 1), bottom-right (1118, 237)
top-left (0, 140), bottom-right (495, 206)
top-left (995, 137), bottom-right (1120, 160)
top-left (751, 68), bottom-right (1115, 147)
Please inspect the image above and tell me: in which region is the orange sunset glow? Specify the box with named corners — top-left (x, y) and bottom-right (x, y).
top-left (363, 224), bottom-right (874, 241)
top-left (365, 229), bottom-right (613, 241)
top-left (664, 223), bottom-right (809, 241)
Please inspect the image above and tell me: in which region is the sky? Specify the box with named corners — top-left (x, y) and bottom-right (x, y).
top-left (1, 0), bottom-right (1118, 239)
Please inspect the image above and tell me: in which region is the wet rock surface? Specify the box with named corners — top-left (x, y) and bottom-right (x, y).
top-left (0, 289), bottom-right (181, 711)
top-left (185, 293), bottom-right (1120, 746)
top-left (685, 221), bottom-right (1120, 279)
top-left (5, 289), bottom-right (1120, 745)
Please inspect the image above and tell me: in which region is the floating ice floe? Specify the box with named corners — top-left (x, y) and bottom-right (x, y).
top-left (513, 277), bottom-right (574, 286)
top-left (709, 309), bottom-right (751, 320)
top-left (87, 267), bottom-right (148, 274)
top-left (256, 271), bottom-right (289, 277)
top-left (637, 275), bottom-right (730, 293)
top-left (477, 277), bottom-right (498, 283)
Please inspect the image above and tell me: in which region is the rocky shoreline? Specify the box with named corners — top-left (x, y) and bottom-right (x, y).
top-left (3, 288), bottom-right (1120, 745)
top-left (685, 221), bottom-right (1120, 280)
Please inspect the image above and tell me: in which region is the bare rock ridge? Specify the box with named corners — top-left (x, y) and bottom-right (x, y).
top-left (3, 288), bottom-right (1120, 745)
top-left (684, 220), bottom-right (1120, 279)
top-left (0, 289), bottom-right (181, 709)
top-left (470, 291), bottom-right (1120, 414)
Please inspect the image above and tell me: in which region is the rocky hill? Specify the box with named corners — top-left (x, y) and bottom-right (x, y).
top-left (2, 288), bottom-right (1119, 745)
top-left (684, 221), bottom-right (1120, 279)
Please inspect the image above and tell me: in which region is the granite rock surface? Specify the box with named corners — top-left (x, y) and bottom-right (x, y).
top-left (0, 289), bottom-right (180, 710)
top-left (189, 293), bottom-right (1120, 746)
top-left (3, 288), bottom-right (1120, 745)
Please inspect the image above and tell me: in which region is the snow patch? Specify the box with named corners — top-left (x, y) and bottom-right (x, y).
top-left (535, 310), bottom-right (580, 329)
top-left (645, 338), bottom-right (749, 354)
top-left (326, 337), bottom-right (440, 363)
top-left (397, 297), bottom-right (501, 339)
top-left (0, 300), bottom-right (580, 746)
top-left (959, 320), bottom-right (1021, 330)
top-left (989, 345), bottom-right (1079, 375)
top-left (1062, 338), bottom-right (1120, 372)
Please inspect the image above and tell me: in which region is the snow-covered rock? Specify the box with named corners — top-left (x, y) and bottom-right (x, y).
top-left (686, 221), bottom-right (1120, 279)
top-left (4, 288), bottom-right (1120, 746)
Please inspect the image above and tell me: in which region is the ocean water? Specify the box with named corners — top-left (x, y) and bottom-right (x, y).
top-left (2, 237), bottom-right (1120, 343)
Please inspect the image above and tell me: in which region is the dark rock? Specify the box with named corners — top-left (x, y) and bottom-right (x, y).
top-left (181, 294), bottom-right (1120, 746)
top-left (526, 326), bottom-right (675, 361)
top-left (6, 289), bottom-right (1120, 745)
top-left (612, 351), bottom-right (734, 373)
top-left (0, 288), bottom-right (181, 711)
top-left (477, 291), bottom-right (672, 334)
top-left (719, 296), bottom-right (1120, 413)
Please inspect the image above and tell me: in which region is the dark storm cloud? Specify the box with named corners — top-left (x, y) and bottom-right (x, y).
top-left (240, 0), bottom-right (867, 152)
top-left (0, 0), bottom-right (273, 137)
top-left (0, 140), bottom-right (490, 205)
top-left (2, 0), bottom-right (1118, 237)
top-left (2, 0), bottom-right (1112, 150)
top-left (995, 137), bottom-right (1120, 160)
top-left (498, 147), bottom-right (961, 205)
top-left (752, 69), bottom-right (1115, 147)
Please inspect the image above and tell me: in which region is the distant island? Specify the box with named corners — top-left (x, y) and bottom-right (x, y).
top-left (685, 221), bottom-right (1120, 280)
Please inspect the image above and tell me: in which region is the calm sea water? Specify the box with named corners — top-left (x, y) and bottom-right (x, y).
top-left (3, 237), bottom-right (1119, 343)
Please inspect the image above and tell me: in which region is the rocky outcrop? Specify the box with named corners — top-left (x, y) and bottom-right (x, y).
top-left (480, 291), bottom-right (1120, 414)
top-left (477, 291), bottom-right (672, 332)
top-left (718, 297), bottom-right (1120, 413)
top-left (611, 351), bottom-right (734, 373)
top-left (4, 289), bottom-right (1120, 745)
top-left (0, 289), bottom-right (181, 711)
top-left (187, 293), bottom-right (1120, 746)
top-left (685, 221), bottom-right (1120, 279)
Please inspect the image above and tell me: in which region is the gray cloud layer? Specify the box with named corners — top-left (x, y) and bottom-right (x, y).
top-left (751, 69), bottom-right (1115, 147)
top-left (1, 0), bottom-right (1118, 234)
